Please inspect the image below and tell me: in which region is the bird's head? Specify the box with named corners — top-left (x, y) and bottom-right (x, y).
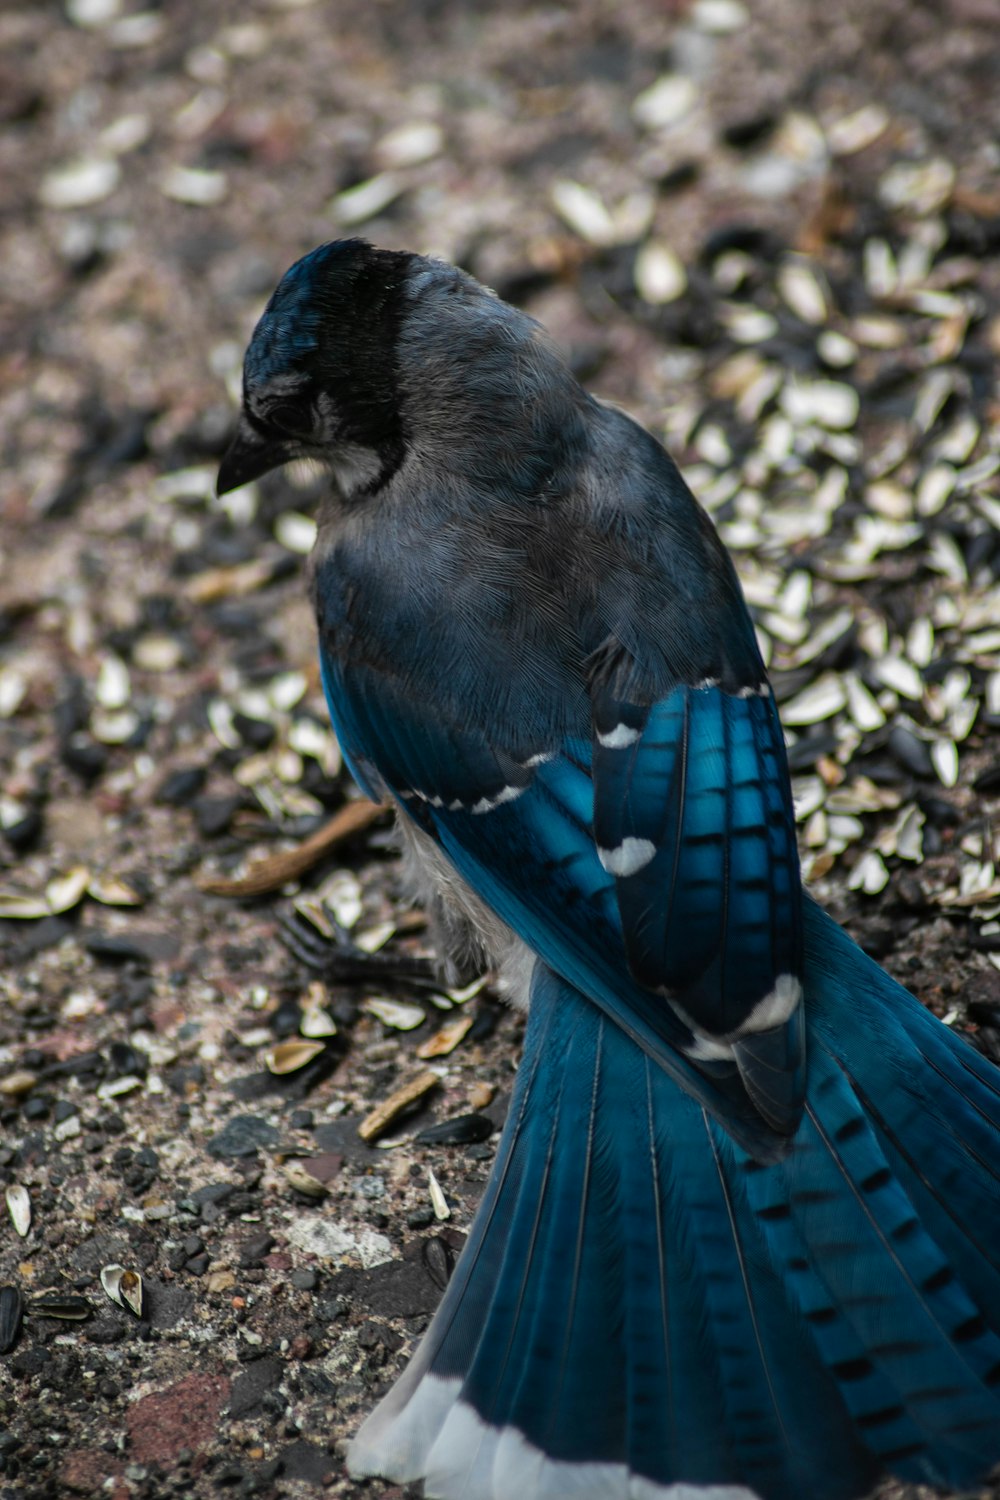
top-left (217, 238), bottom-right (413, 500)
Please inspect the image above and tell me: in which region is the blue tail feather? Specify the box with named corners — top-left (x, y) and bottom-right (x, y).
top-left (804, 903), bottom-right (1000, 1281)
top-left (349, 913), bottom-right (1000, 1500)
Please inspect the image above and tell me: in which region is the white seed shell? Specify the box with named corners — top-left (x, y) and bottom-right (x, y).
top-left (634, 242), bottom-right (687, 304)
top-left (364, 997), bottom-right (427, 1031)
top-left (6, 1184), bottom-right (31, 1237)
top-left (782, 673), bottom-right (848, 725)
top-left (265, 1039), bottom-right (327, 1075)
top-left (931, 739), bottom-right (959, 788)
top-left (632, 74), bottom-right (698, 131)
top-left (45, 866), bottom-right (91, 915)
top-left (427, 1169), bottom-right (450, 1222)
top-left (777, 259), bottom-right (828, 324)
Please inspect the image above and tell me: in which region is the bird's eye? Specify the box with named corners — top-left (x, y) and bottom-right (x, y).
top-left (266, 401), bottom-right (310, 437)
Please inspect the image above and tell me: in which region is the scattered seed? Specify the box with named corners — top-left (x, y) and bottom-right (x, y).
top-left (776, 258), bottom-right (828, 324)
top-left (552, 181), bottom-right (624, 246)
top-left (0, 1287), bottom-right (23, 1355)
top-left (792, 776), bottom-right (826, 822)
top-left (816, 330), bottom-right (857, 368)
top-left (208, 698), bottom-right (241, 749)
top-left (907, 619), bottom-right (934, 670)
top-left (91, 707), bottom-right (140, 743)
top-left (375, 120), bottom-right (443, 169)
top-left (364, 997), bottom-right (427, 1031)
top-left (827, 777), bottom-right (900, 815)
top-left (935, 415), bottom-right (979, 464)
top-left (118, 1270), bottom-right (144, 1317)
top-left (691, 0), bottom-right (748, 31)
top-left (446, 975), bottom-right (490, 1004)
top-left (0, 669), bottom-right (27, 718)
top-left (956, 454), bottom-right (1000, 492)
top-left (358, 1070), bottom-right (440, 1142)
top-left (95, 655), bottom-right (131, 709)
top-left (804, 809), bottom-right (827, 848)
top-left (353, 921), bottom-right (396, 954)
top-left (416, 1014), bottom-right (474, 1059)
top-left (826, 104), bottom-right (889, 156)
top-left (265, 1039), bottom-right (327, 1075)
top-left (300, 988), bottom-right (338, 1040)
top-left (288, 718), bottom-right (341, 775)
top-left (416, 1113), bottom-right (494, 1146)
top-left (99, 112), bottom-right (151, 155)
top-left (0, 1071), bottom-right (37, 1099)
top-left (842, 674), bottom-right (885, 733)
top-left (283, 1160), bottom-right (329, 1198)
top-left (916, 464), bottom-right (956, 517)
top-left (914, 369), bottom-right (958, 433)
top-left (160, 165), bottom-right (228, 205)
top-left (828, 814), bottom-right (866, 848)
top-left (274, 748), bottom-right (305, 783)
top-left (468, 1082), bottom-right (495, 1111)
top-left (879, 157), bottom-right (955, 216)
top-left (722, 305), bottom-right (779, 343)
top-left (782, 674), bottom-right (848, 725)
top-left (330, 172), bottom-right (403, 226)
top-left (67, 0), bottom-right (121, 25)
top-left (931, 739), bottom-right (960, 788)
top-left (888, 725), bottom-right (935, 778)
top-left (39, 157), bottom-right (120, 208)
top-left (926, 530), bottom-right (968, 585)
top-left (427, 1169), bottom-right (450, 1221)
top-left (422, 1235), bottom-right (453, 1290)
top-left (97, 1075), bottom-right (144, 1100)
top-left (634, 241), bottom-right (687, 304)
top-left (101, 1264), bottom-right (143, 1316)
top-left (269, 671), bottom-right (308, 713)
top-left (893, 805), bottom-right (925, 862)
top-left (6, 1185), bottom-right (31, 1238)
top-left (87, 874), bottom-right (144, 907)
top-left (781, 378), bottom-right (858, 431)
top-left (108, 11), bottom-right (164, 46)
top-left (139, 628), bottom-right (185, 674)
top-left (315, 867), bottom-right (363, 928)
top-left (873, 656), bottom-right (924, 701)
top-left (29, 1293), bottom-right (92, 1321)
top-left (0, 891), bottom-right (51, 920)
top-left (274, 511), bottom-right (317, 554)
top-left (632, 74), bottom-right (698, 131)
top-left (848, 850), bottom-right (890, 895)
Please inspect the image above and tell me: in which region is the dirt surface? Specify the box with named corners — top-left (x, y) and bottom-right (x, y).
top-left (2, 2), bottom-right (1000, 1498)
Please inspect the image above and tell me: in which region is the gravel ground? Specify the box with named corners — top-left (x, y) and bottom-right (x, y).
top-left (2, 2), bottom-right (1000, 1498)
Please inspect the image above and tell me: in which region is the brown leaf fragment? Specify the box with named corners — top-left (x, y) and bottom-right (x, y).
top-left (197, 798), bottom-right (387, 896)
top-left (358, 1070), bottom-right (440, 1142)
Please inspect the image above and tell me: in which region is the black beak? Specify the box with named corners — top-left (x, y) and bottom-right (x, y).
top-left (217, 414), bottom-right (292, 495)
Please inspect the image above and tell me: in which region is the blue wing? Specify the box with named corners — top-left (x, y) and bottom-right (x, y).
top-left (319, 610), bottom-right (803, 1147)
top-left (589, 648), bottom-right (804, 1130)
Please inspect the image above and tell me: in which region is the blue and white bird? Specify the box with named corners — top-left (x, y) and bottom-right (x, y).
top-left (218, 239), bottom-right (1000, 1500)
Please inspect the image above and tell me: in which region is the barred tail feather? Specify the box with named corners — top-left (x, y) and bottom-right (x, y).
top-left (348, 927), bottom-right (1000, 1500)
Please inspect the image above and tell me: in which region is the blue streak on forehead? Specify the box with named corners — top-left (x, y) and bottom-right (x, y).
top-left (244, 242), bottom-right (341, 391)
